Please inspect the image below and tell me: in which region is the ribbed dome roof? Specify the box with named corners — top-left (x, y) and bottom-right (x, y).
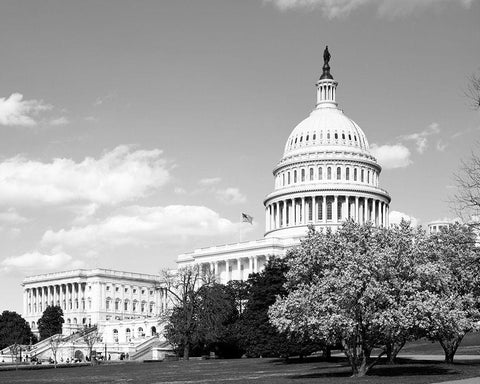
top-left (283, 106), bottom-right (370, 158)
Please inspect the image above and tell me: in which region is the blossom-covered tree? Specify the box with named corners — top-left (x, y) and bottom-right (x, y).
top-left (415, 223), bottom-right (480, 363)
top-left (269, 221), bottom-right (424, 376)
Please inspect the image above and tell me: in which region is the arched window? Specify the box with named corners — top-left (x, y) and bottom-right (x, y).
top-left (309, 168), bottom-right (314, 181)
top-left (327, 132), bottom-right (330, 140)
top-left (126, 328), bottom-right (131, 342)
top-left (301, 169), bottom-right (305, 182)
top-left (138, 327), bottom-right (144, 336)
top-left (346, 167), bottom-right (350, 180)
top-left (367, 170), bottom-right (370, 184)
top-left (342, 133), bottom-right (345, 140)
top-left (115, 299), bottom-right (120, 311)
top-left (306, 135), bottom-right (309, 141)
top-left (354, 168), bottom-right (357, 181)
top-left (318, 167), bottom-right (323, 180)
top-left (150, 302), bottom-right (155, 313)
top-left (67, 318), bottom-right (71, 324)
top-left (106, 298), bottom-right (112, 311)
top-left (327, 167), bottom-right (332, 180)
top-left (313, 133), bottom-right (316, 140)
top-left (141, 301), bottom-right (146, 313)
top-left (124, 300), bottom-right (129, 311)
top-left (361, 169), bottom-right (364, 182)
top-left (282, 173), bottom-right (285, 186)
top-left (287, 172), bottom-right (291, 184)
top-left (294, 170), bottom-right (297, 183)
top-left (73, 318), bottom-right (77, 325)
top-left (334, 133), bottom-right (338, 139)
top-left (31, 321), bottom-right (36, 329)
top-left (133, 300), bottom-right (138, 312)
top-left (300, 136), bottom-right (303, 142)
top-left (337, 167), bottom-right (341, 180)
top-left (88, 298), bottom-right (92, 310)
top-left (113, 329), bottom-right (119, 343)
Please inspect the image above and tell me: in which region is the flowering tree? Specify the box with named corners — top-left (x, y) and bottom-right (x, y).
top-left (269, 221), bottom-right (423, 376)
top-left (415, 223), bottom-right (480, 363)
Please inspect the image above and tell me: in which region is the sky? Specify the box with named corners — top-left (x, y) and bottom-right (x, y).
top-left (0, 0), bottom-right (479, 313)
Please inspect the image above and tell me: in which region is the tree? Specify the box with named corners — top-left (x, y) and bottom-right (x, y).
top-left (415, 223), bottom-right (480, 363)
top-left (269, 222), bottom-right (425, 377)
top-left (237, 258), bottom-right (320, 358)
top-left (81, 326), bottom-right (100, 365)
top-left (453, 149), bottom-right (480, 227)
top-left (163, 265), bottom-right (215, 359)
top-left (0, 311), bottom-right (37, 364)
top-left (465, 73), bottom-right (480, 110)
top-left (38, 305), bottom-right (64, 340)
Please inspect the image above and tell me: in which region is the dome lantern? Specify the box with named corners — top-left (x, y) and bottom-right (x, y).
top-left (316, 45), bottom-right (338, 108)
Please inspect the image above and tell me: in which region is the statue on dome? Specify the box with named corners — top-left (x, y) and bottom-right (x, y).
top-left (320, 45), bottom-right (333, 80)
top-left (323, 45), bottom-right (331, 66)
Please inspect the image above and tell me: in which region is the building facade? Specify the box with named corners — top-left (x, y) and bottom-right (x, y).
top-left (177, 47), bottom-right (391, 278)
top-left (22, 269), bottom-right (169, 335)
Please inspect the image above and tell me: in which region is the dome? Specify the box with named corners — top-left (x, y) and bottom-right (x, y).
top-left (283, 106), bottom-right (370, 158)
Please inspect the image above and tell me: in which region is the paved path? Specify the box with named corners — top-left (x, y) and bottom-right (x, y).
top-left (432, 378), bottom-right (480, 384)
top-left (397, 354), bottom-right (480, 361)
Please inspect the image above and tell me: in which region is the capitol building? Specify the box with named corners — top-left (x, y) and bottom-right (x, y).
top-left (17, 47), bottom-right (392, 361)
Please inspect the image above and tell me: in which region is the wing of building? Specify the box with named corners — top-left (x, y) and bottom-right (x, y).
top-left (177, 46), bottom-right (391, 281)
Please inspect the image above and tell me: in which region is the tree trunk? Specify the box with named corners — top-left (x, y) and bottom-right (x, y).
top-left (439, 335), bottom-right (463, 364)
top-left (386, 339), bottom-right (406, 364)
top-left (183, 341), bottom-right (190, 360)
top-left (322, 346), bottom-right (331, 359)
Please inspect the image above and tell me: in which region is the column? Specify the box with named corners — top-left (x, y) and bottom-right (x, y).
top-left (269, 205), bottom-right (273, 231)
top-left (311, 196), bottom-right (316, 223)
top-left (265, 207), bottom-right (269, 232)
top-left (363, 198), bottom-right (368, 224)
top-left (236, 258), bottom-right (241, 280)
top-left (225, 259), bottom-right (230, 282)
top-left (214, 261), bottom-right (219, 276)
top-left (301, 197), bottom-right (306, 224)
top-left (372, 199), bottom-right (377, 226)
top-left (333, 195), bottom-right (338, 224)
top-left (386, 205), bottom-right (389, 227)
top-left (253, 256), bottom-right (258, 273)
top-left (275, 202), bottom-right (280, 229)
top-left (382, 202), bottom-right (386, 227)
top-left (248, 257), bottom-right (253, 275)
top-left (282, 200), bottom-right (287, 227)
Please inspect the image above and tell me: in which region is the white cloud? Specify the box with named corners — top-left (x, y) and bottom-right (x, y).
top-left (389, 210), bottom-right (418, 226)
top-left (216, 187), bottom-right (247, 204)
top-left (199, 177), bottom-right (222, 186)
top-left (400, 122), bottom-right (440, 154)
top-left (94, 92), bottom-right (116, 107)
top-left (0, 145), bottom-right (171, 207)
top-left (264, 0), bottom-right (473, 18)
top-left (370, 143), bottom-right (412, 169)
top-left (0, 251), bottom-right (84, 274)
top-left (0, 208), bottom-right (29, 224)
top-left (436, 140), bottom-right (447, 152)
top-left (0, 93), bottom-right (53, 127)
top-left (41, 205), bottom-right (249, 250)
top-left (49, 116), bottom-right (69, 126)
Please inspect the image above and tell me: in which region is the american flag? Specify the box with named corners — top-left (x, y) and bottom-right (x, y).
top-left (242, 213), bottom-right (253, 224)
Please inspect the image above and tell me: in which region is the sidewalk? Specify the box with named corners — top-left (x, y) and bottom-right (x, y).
top-left (432, 378), bottom-right (480, 384)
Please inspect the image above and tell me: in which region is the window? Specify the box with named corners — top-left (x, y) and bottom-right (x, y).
top-left (318, 167), bottom-right (323, 180)
top-left (106, 299), bottom-right (111, 310)
top-left (125, 287), bottom-right (128, 293)
top-left (124, 301), bottom-right (129, 311)
top-left (150, 302), bottom-right (154, 313)
top-left (327, 132), bottom-right (330, 140)
top-left (306, 135), bottom-right (309, 141)
top-left (354, 168), bottom-right (357, 181)
top-left (326, 198), bottom-right (333, 220)
top-left (308, 199), bottom-right (313, 221)
top-left (309, 168), bottom-right (314, 181)
top-left (327, 167), bottom-right (332, 180)
top-left (334, 133), bottom-right (338, 139)
top-left (133, 288), bottom-right (137, 294)
top-left (106, 286), bottom-right (110, 291)
top-left (287, 172), bottom-right (291, 184)
top-left (294, 170), bottom-right (297, 183)
top-left (346, 167), bottom-right (350, 180)
top-left (318, 198), bottom-right (323, 220)
top-left (115, 287), bottom-right (119, 292)
top-left (342, 133), bottom-right (345, 140)
top-left (361, 169), bottom-right (364, 182)
top-left (313, 133), bottom-right (316, 140)
top-left (337, 167), bottom-right (341, 180)
top-left (113, 329), bottom-right (118, 343)
top-left (141, 289), bottom-right (145, 295)
top-left (301, 169), bottom-right (305, 182)
top-left (338, 199), bottom-right (342, 221)
top-left (282, 173), bottom-right (285, 186)
top-left (300, 136), bottom-right (303, 142)
top-left (367, 170), bottom-right (370, 184)
top-left (115, 300), bottom-right (120, 311)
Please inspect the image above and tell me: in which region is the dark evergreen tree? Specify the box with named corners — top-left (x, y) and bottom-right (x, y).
top-left (37, 305), bottom-right (64, 340)
top-left (0, 311), bottom-right (37, 350)
top-left (236, 258), bottom-right (321, 358)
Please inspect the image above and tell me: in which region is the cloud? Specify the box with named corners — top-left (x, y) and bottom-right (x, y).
top-left (370, 143), bottom-right (412, 169)
top-left (0, 145), bottom-right (171, 207)
top-left (49, 116), bottom-right (69, 126)
top-left (264, 0), bottom-right (473, 18)
top-left (199, 177), bottom-right (222, 186)
top-left (94, 92), bottom-right (116, 107)
top-left (0, 93), bottom-right (53, 127)
top-left (0, 251), bottom-right (84, 274)
top-left (399, 122), bottom-right (440, 154)
top-left (436, 140), bottom-right (447, 152)
top-left (216, 187), bottom-right (247, 204)
top-left (389, 210), bottom-right (418, 226)
top-left (41, 205), bottom-right (249, 250)
top-left (0, 208), bottom-right (29, 224)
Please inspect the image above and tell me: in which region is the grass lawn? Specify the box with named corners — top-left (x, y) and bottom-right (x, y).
top-left (0, 356), bottom-right (479, 384)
